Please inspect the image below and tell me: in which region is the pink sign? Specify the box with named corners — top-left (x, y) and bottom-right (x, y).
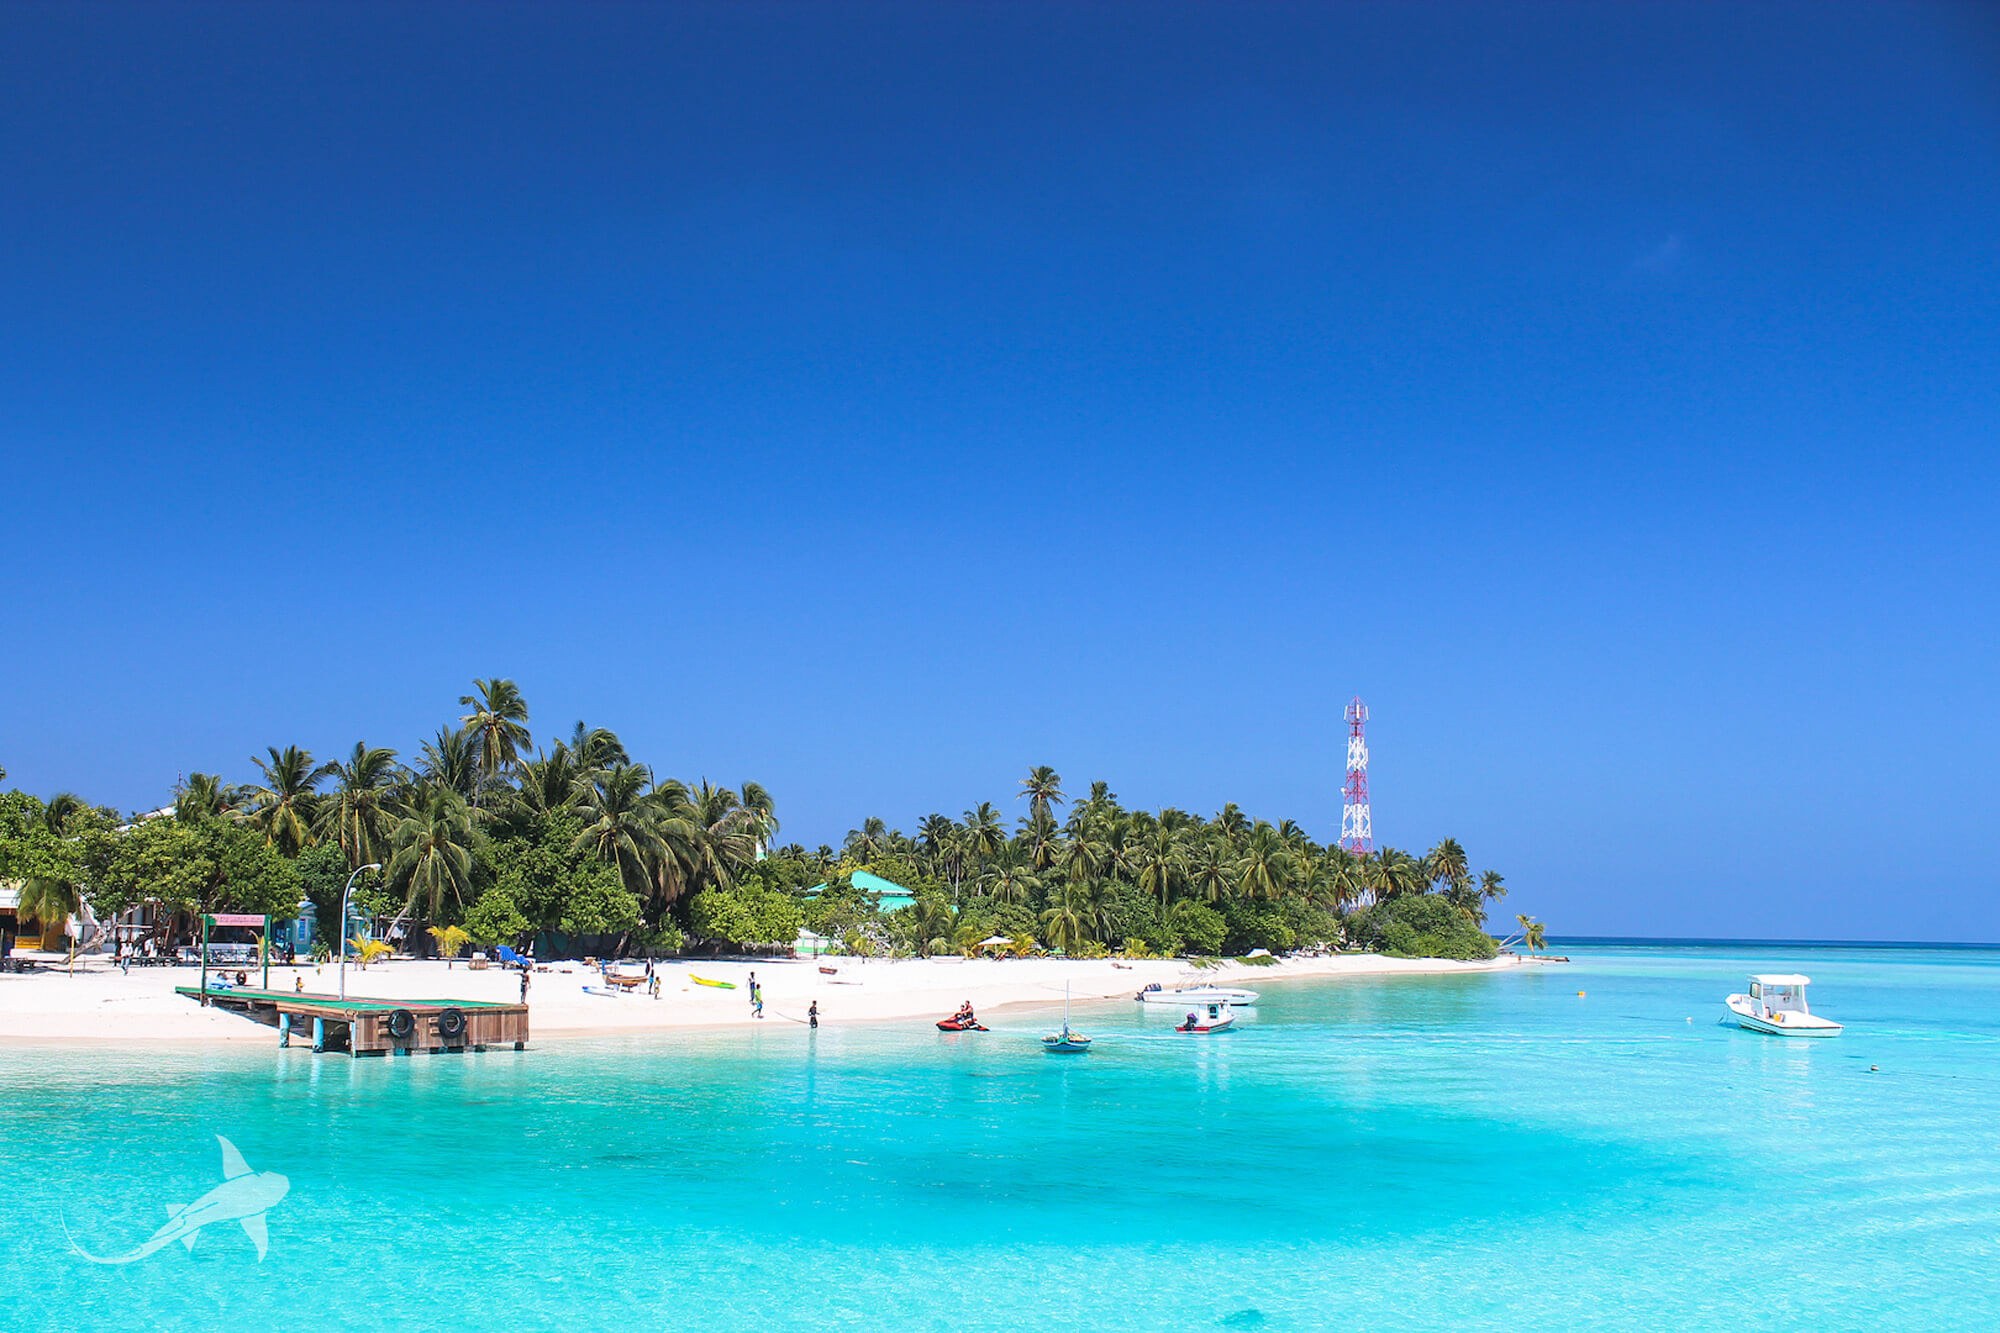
top-left (210, 913), bottom-right (266, 927)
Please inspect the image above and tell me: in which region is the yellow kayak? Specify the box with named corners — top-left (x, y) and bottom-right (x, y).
top-left (690, 975), bottom-right (736, 990)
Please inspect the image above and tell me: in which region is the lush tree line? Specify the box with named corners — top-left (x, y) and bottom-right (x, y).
top-left (0, 703), bottom-right (1539, 961)
top-left (743, 766), bottom-right (1519, 961)
top-left (0, 680), bottom-right (775, 957)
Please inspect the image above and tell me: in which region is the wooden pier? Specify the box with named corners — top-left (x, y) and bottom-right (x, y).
top-left (177, 985), bottom-right (529, 1056)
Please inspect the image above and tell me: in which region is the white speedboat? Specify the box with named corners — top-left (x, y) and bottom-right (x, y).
top-left (1174, 1000), bottom-right (1236, 1034)
top-left (1135, 983), bottom-right (1259, 1007)
top-left (1725, 974), bottom-right (1842, 1037)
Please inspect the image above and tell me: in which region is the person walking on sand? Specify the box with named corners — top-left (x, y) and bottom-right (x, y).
top-left (648, 972), bottom-right (661, 1000)
top-left (749, 973), bottom-right (764, 1019)
top-left (808, 999), bottom-right (819, 1029)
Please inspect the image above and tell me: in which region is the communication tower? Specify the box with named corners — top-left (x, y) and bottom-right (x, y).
top-left (1340, 696), bottom-right (1372, 857)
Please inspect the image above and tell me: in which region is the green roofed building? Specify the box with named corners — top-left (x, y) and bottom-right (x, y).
top-left (804, 869), bottom-right (917, 912)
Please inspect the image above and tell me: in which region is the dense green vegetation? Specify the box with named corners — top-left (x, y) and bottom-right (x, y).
top-left (0, 682), bottom-right (1526, 960)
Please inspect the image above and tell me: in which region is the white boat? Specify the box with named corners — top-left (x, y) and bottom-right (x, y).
top-left (1135, 984), bottom-right (1259, 1007)
top-left (1174, 1000), bottom-right (1236, 1034)
top-left (1724, 974), bottom-right (1842, 1037)
top-left (1043, 981), bottom-right (1091, 1054)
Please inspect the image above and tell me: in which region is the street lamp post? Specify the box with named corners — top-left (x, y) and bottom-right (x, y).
top-left (338, 863), bottom-right (382, 1001)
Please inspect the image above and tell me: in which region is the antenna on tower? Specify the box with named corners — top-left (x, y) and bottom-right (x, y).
top-left (1341, 696), bottom-right (1372, 858)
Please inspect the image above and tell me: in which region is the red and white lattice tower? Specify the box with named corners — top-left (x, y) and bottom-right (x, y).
top-left (1340, 696), bottom-right (1373, 857)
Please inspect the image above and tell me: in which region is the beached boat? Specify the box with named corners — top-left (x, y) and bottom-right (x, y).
top-left (1043, 983), bottom-right (1091, 1053)
top-left (690, 975), bottom-right (736, 990)
top-left (1135, 984), bottom-right (1259, 1007)
top-left (1174, 1000), bottom-right (1235, 1033)
top-left (1725, 974), bottom-right (1842, 1037)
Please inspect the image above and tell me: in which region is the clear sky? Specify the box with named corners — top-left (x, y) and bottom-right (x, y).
top-left (2, 3), bottom-right (1995, 941)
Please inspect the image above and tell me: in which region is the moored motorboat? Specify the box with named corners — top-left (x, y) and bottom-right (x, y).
top-left (1174, 1000), bottom-right (1235, 1034)
top-left (1725, 974), bottom-right (1842, 1037)
top-left (1135, 984), bottom-right (1258, 1007)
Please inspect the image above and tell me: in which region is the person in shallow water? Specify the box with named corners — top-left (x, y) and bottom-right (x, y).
top-left (808, 1000), bottom-right (819, 1028)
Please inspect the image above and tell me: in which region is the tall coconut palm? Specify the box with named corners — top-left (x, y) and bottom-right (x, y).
top-left (175, 773), bottom-right (236, 822)
top-left (562, 721), bottom-right (628, 772)
top-left (572, 764), bottom-right (667, 904)
top-left (315, 743), bottom-right (404, 870)
top-left (1236, 822), bottom-right (1292, 901)
top-left (516, 748), bottom-right (584, 817)
top-left (417, 726), bottom-right (480, 802)
top-left (844, 816), bottom-right (890, 862)
top-left (245, 746), bottom-right (331, 855)
top-left (1480, 869), bottom-right (1507, 907)
top-left (1187, 838), bottom-right (1231, 904)
top-left (962, 802), bottom-right (1006, 863)
top-left (1133, 826), bottom-right (1183, 914)
top-left (1425, 838), bottom-right (1471, 896)
top-left (388, 786), bottom-right (475, 925)
top-left (1055, 824), bottom-right (1108, 887)
top-left (1020, 810), bottom-right (1062, 874)
top-left (1515, 913), bottom-right (1547, 952)
top-left (1365, 847), bottom-right (1424, 904)
top-left (736, 780), bottom-right (779, 856)
top-left (1214, 803), bottom-right (1250, 849)
top-left (459, 678), bottom-right (531, 801)
top-left (978, 842), bottom-right (1041, 906)
top-left (1039, 885), bottom-right (1091, 954)
top-left (1019, 766), bottom-right (1066, 824)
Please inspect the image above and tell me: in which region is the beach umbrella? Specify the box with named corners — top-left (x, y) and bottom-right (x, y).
top-left (978, 936), bottom-right (1012, 947)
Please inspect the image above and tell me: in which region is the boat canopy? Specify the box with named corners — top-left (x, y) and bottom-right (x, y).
top-left (1750, 974), bottom-right (1811, 987)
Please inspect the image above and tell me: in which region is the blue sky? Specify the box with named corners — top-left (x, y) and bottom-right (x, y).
top-left (2, 3), bottom-right (1995, 941)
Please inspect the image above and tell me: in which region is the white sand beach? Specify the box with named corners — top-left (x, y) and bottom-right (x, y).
top-left (0, 951), bottom-right (1525, 1044)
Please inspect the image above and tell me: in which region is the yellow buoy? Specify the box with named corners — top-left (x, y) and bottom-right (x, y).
top-left (1577, 990), bottom-right (1586, 997)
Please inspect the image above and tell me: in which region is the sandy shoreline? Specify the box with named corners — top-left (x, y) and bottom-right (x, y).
top-left (0, 950), bottom-right (1528, 1047)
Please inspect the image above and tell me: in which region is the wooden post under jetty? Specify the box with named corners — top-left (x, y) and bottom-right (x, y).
top-left (176, 985), bottom-right (529, 1057)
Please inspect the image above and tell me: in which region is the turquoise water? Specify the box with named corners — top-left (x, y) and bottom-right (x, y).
top-left (4, 943), bottom-right (1998, 1330)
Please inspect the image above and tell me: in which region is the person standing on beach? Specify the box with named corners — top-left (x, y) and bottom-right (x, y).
top-left (749, 973), bottom-right (764, 1019)
top-left (808, 999), bottom-right (819, 1029)
top-left (519, 965), bottom-right (531, 1004)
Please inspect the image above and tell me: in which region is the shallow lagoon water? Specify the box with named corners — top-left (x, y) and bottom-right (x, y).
top-left (3, 943), bottom-right (1997, 1330)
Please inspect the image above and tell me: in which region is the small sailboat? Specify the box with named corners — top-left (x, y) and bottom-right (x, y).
top-left (1043, 982), bottom-right (1091, 1053)
top-left (1725, 974), bottom-right (1842, 1037)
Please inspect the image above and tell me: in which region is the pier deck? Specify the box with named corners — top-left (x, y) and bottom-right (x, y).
top-left (176, 985), bottom-right (529, 1056)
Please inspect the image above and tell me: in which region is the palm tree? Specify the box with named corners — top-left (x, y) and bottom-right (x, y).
top-left (1365, 847), bottom-right (1424, 904)
top-left (1425, 838), bottom-right (1471, 895)
top-left (459, 678), bottom-right (531, 800)
top-left (315, 743), bottom-right (403, 871)
top-left (175, 773), bottom-right (236, 821)
top-left (245, 746), bottom-right (331, 855)
top-left (516, 748), bottom-right (584, 817)
top-left (572, 764), bottom-right (667, 904)
top-left (388, 787), bottom-right (475, 926)
top-left (417, 725), bottom-right (480, 802)
top-left (562, 721), bottom-right (628, 771)
top-left (1480, 869), bottom-right (1507, 907)
top-left (844, 816), bottom-right (890, 862)
top-left (962, 802), bottom-right (1006, 863)
top-left (1039, 886), bottom-right (1090, 954)
top-left (1214, 803), bottom-right (1250, 849)
top-left (978, 843), bottom-right (1041, 906)
top-left (1019, 766), bottom-right (1066, 824)
top-left (1515, 913), bottom-right (1547, 952)
top-left (1236, 822), bottom-right (1292, 901)
top-left (1186, 838), bottom-right (1231, 904)
top-left (1133, 826), bottom-right (1183, 914)
top-left (1020, 810), bottom-right (1062, 874)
